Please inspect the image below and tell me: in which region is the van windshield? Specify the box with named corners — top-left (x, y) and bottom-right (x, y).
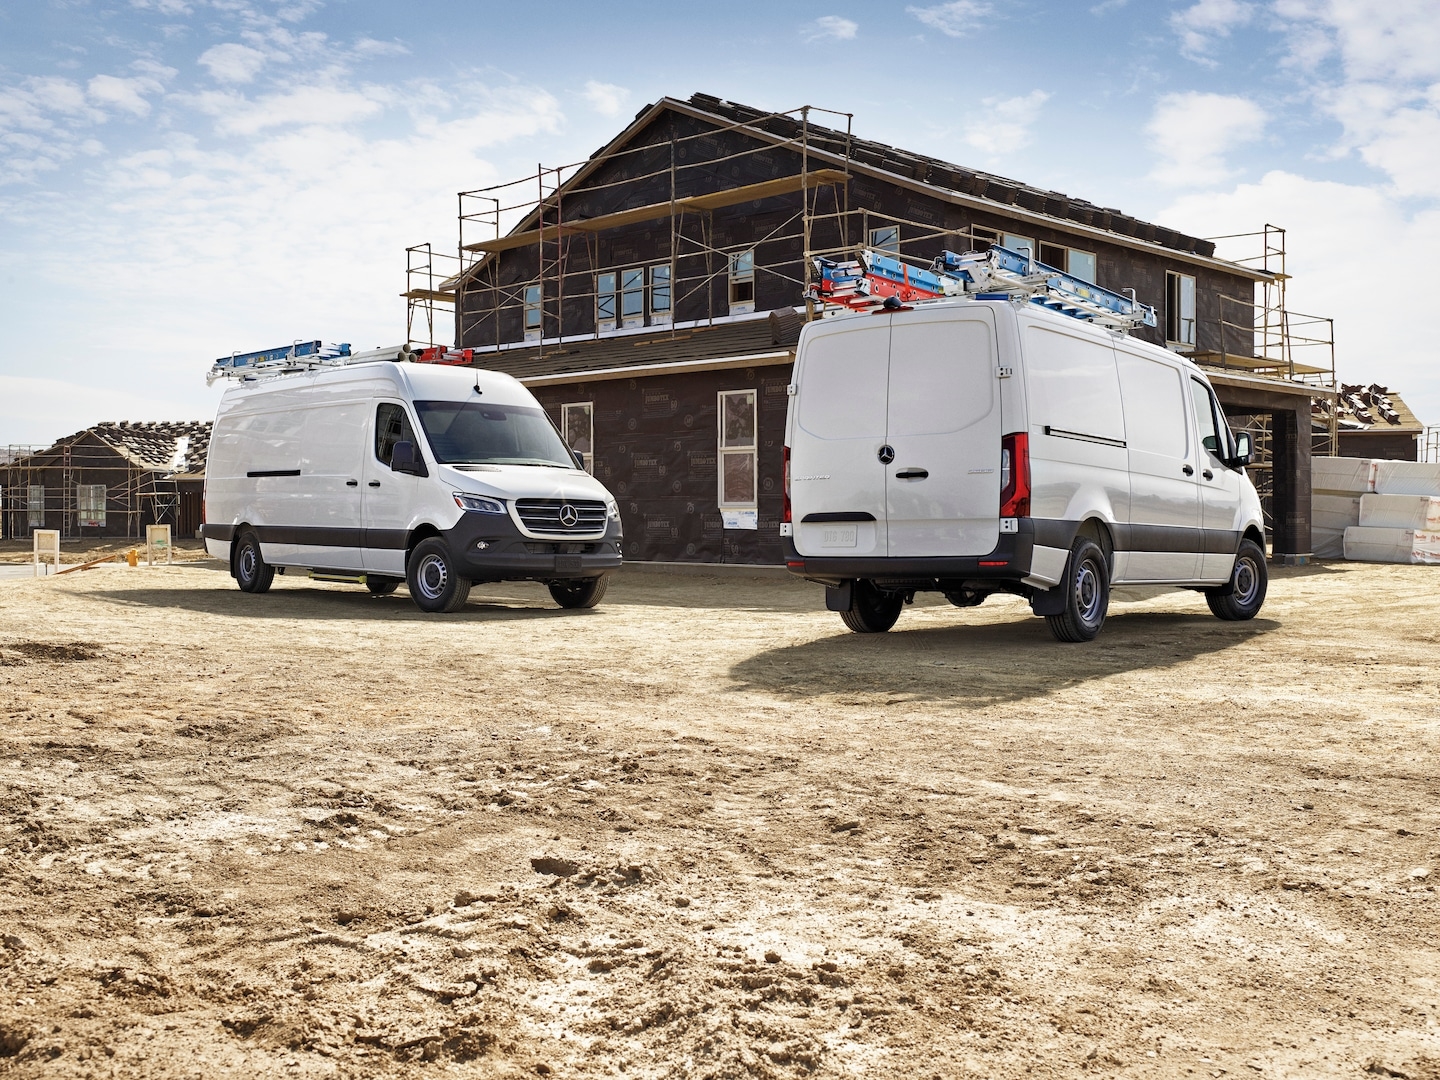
top-left (414, 401), bottom-right (575, 468)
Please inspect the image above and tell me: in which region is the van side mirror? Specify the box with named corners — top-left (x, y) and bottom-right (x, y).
top-left (1227, 431), bottom-right (1252, 469)
top-left (571, 449), bottom-right (585, 470)
top-left (390, 440), bottom-right (428, 477)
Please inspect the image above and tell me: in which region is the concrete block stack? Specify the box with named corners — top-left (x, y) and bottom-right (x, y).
top-left (1312, 456), bottom-right (1440, 564)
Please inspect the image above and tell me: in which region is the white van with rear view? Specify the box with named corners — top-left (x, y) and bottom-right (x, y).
top-left (204, 359), bottom-right (622, 612)
top-left (782, 294), bottom-right (1266, 641)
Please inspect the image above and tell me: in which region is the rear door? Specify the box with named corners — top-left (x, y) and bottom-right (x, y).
top-left (885, 308), bottom-right (1002, 558)
top-left (790, 317), bottom-right (892, 558)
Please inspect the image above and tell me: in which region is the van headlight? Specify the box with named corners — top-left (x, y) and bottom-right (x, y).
top-left (453, 492), bottom-right (506, 514)
top-left (605, 497), bottom-right (620, 521)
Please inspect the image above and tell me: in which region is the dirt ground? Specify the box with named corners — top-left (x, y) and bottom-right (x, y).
top-left (0, 557), bottom-right (1437, 1079)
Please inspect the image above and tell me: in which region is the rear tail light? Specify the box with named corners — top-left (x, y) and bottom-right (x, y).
top-left (999, 431), bottom-right (1030, 518)
top-left (782, 445), bottom-right (792, 524)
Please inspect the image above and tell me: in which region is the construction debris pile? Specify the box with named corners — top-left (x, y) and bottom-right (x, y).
top-left (1312, 456), bottom-right (1440, 563)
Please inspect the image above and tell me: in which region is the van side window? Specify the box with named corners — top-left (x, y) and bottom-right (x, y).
top-left (1189, 378), bottom-right (1229, 458)
top-left (375, 403), bottom-right (417, 467)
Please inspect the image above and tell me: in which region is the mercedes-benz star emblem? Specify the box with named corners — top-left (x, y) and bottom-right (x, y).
top-left (558, 504), bottom-right (579, 528)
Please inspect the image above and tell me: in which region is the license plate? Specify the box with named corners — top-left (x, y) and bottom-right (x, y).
top-left (821, 525), bottom-right (857, 548)
top-left (554, 554), bottom-right (582, 573)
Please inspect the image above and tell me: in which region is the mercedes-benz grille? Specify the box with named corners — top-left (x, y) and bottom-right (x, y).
top-left (515, 498), bottom-right (608, 535)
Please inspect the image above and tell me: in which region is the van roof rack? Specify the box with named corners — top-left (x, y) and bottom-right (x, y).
top-left (205, 342), bottom-right (477, 385)
top-left (806, 244), bottom-right (1158, 331)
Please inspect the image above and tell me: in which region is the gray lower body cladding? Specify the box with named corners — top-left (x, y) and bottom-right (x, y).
top-left (204, 515), bottom-right (623, 583)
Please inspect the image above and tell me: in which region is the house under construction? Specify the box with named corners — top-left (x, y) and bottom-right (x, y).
top-left (404, 93), bottom-right (1341, 563)
top-left (1, 421), bottom-right (209, 541)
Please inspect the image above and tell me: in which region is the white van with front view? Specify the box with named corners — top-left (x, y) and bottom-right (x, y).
top-left (783, 248), bottom-right (1267, 642)
top-left (204, 354), bottom-right (622, 612)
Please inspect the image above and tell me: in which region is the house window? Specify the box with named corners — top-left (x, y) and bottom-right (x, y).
top-left (375, 402), bottom-right (417, 467)
top-left (1038, 242), bottom-right (1098, 283)
top-left (969, 225), bottom-right (1000, 251)
top-left (1167, 271), bottom-right (1197, 349)
top-left (718, 389), bottom-right (757, 507)
top-left (523, 284), bottom-right (542, 339)
top-left (597, 272), bottom-right (616, 327)
top-left (868, 225), bottom-right (900, 253)
top-left (729, 249), bottom-right (755, 314)
top-left (1003, 233), bottom-right (1035, 260)
top-left (27, 485), bottom-right (43, 527)
top-left (595, 264), bottom-right (670, 331)
top-left (77, 484), bottom-right (105, 528)
top-left (649, 264), bottom-right (671, 322)
top-left (562, 402), bottom-right (594, 473)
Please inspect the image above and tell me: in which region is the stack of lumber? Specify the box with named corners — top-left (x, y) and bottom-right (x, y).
top-left (1311, 457), bottom-right (1375, 558)
top-left (1314, 456), bottom-right (1440, 564)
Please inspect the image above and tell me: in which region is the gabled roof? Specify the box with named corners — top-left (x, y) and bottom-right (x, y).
top-left (22, 421), bottom-right (212, 475)
top-left (477, 92), bottom-right (1268, 283)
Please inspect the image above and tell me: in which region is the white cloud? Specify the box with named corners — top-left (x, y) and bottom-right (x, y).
top-left (199, 43), bottom-right (268, 84)
top-left (192, 83), bottom-right (391, 135)
top-left (1160, 171), bottom-right (1440, 426)
top-left (0, 375), bottom-right (207, 445)
top-left (804, 16), bottom-right (858, 42)
top-left (581, 80), bottom-right (629, 117)
top-left (961, 89), bottom-right (1049, 156)
top-left (907, 1), bottom-right (991, 38)
top-left (87, 73), bottom-right (164, 117)
top-left (1171, 0), bottom-right (1254, 63)
top-left (1145, 91), bottom-right (1265, 186)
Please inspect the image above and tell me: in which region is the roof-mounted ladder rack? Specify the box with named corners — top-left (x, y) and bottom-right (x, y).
top-left (206, 342), bottom-right (476, 385)
top-left (806, 244), bottom-right (1157, 331)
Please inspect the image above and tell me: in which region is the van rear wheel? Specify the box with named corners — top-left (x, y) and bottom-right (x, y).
top-left (407, 537), bottom-right (471, 613)
top-left (1046, 538), bottom-right (1109, 642)
top-left (840, 580), bottom-right (903, 634)
top-left (548, 575), bottom-right (609, 609)
top-left (366, 577), bottom-right (400, 596)
top-left (234, 531), bottom-right (274, 594)
top-left (1205, 539), bottom-right (1267, 621)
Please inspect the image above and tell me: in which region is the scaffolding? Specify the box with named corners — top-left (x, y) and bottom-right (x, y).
top-left (1423, 426), bottom-right (1440, 463)
top-left (0, 440), bottom-right (188, 541)
top-left (404, 105), bottom-right (870, 356)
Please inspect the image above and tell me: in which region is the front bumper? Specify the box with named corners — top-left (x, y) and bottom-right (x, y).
top-left (782, 517), bottom-right (1035, 588)
top-left (444, 509), bottom-right (623, 582)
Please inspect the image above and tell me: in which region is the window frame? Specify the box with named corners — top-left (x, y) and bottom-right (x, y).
top-left (523, 283), bottom-right (543, 340)
top-left (717, 388), bottom-right (758, 508)
top-left (728, 249), bottom-right (755, 314)
top-left (561, 401), bottom-right (594, 474)
top-left (649, 263), bottom-right (671, 323)
top-left (1167, 271), bottom-right (1197, 349)
top-left (620, 266), bottom-right (645, 328)
top-left (76, 483), bottom-right (106, 528)
top-left (596, 272), bottom-right (617, 327)
top-left (1003, 233), bottom-right (1036, 261)
top-left (868, 224), bottom-right (900, 253)
top-left (1067, 247), bottom-right (1097, 283)
top-left (375, 401), bottom-right (419, 468)
top-left (27, 485), bottom-right (43, 528)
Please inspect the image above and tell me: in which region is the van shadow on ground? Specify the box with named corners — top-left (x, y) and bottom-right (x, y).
top-left (83, 584), bottom-right (587, 623)
top-left (728, 610), bottom-right (1279, 708)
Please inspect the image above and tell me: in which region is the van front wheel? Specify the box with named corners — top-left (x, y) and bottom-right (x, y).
top-left (234, 531), bottom-right (274, 594)
top-left (1046, 538), bottom-right (1109, 642)
top-left (548, 575), bottom-right (610, 609)
top-left (1205, 539), bottom-right (1267, 621)
top-left (840, 580), bottom-right (903, 634)
top-left (407, 538), bottom-right (471, 613)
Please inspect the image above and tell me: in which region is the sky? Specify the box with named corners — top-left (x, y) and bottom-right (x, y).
top-left (2, 0), bottom-right (1438, 447)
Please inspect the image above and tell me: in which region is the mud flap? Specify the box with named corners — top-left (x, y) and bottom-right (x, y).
top-left (1030, 585), bottom-right (1066, 617)
top-left (825, 581), bottom-right (854, 612)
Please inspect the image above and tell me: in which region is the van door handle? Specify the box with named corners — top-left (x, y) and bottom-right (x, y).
top-left (1182, 465), bottom-right (1194, 476)
top-left (368, 480), bottom-right (381, 488)
top-left (1202, 469), bottom-right (1214, 481)
top-left (346, 480), bottom-right (358, 487)
top-left (895, 468), bottom-right (929, 480)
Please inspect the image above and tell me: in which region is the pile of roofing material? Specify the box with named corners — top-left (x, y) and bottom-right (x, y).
top-left (1312, 456), bottom-right (1440, 564)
